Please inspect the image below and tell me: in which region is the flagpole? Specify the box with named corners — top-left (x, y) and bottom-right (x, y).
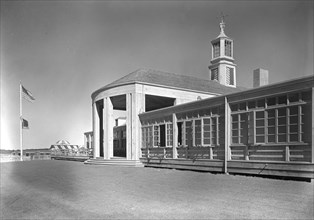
top-left (20, 83), bottom-right (23, 161)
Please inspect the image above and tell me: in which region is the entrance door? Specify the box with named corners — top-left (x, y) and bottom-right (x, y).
top-left (160, 124), bottom-right (166, 147)
top-left (113, 125), bottom-right (126, 157)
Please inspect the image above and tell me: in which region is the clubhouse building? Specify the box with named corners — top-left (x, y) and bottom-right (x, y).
top-left (86, 20), bottom-right (314, 180)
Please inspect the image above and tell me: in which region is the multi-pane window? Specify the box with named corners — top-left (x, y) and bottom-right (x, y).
top-left (211, 68), bottom-right (219, 81)
top-left (225, 40), bottom-right (232, 57)
top-left (178, 117), bottom-right (219, 147)
top-left (153, 125), bottom-right (160, 146)
top-left (211, 117), bottom-right (218, 145)
top-left (194, 119), bottom-right (202, 146)
top-left (255, 111), bottom-right (265, 143)
top-left (267, 109), bottom-right (276, 143)
top-left (277, 108), bottom-right (286, 142)
top-left (185, 121), bottom-right (193, 147)
top-left (230, 91), bottom-right (310, 145)
top-left (226, 67), bottom-right (234, 85)
top-left (232, 113), bottom-right (248, 144)
top-left (166, 124), bottom-right (173, 146)
top-left (142, 124), bottom-right (173, 148)
top-left (142, 126), bottom-right (153, 148)
top-left (203, 118), bottom-right (211, 145)
top-left (289, 106), bottom-right (299, 142)
top-left (213, 42), bottom-right (220, 58)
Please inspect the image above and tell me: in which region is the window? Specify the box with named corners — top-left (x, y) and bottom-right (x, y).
top-left (225, 40), bottom-right (232, 57)
top-left (231, 91), bottom-right (308, 145)
top-left (211, 68), bottom-right (219, 81)
top-left (142, 124), bottom-right (172, 148)
top-left (232, 113), bottom-right (248, 144)
top-left (226, 67), bottom-right (234, 85)
top-left (267, 109), bottom-right (276, 143)
top-left (153, 125), bottom-right (160, 146)
top-left (211, 117), bottom-right (219, 145)
top-left (277, 108), bottom-right (286, 142)
top-left (203, 118), bottom-right (211, 145)
top-left (142, 126), bottom-right (152, 148)
top-left (255, 111), bottom-right (265, 143)
top-left (177, 122), bottom-right (183, 145)
top-left (213, 42), bottom-right (220, 58)
top-left (166, 124), bottom-right (173, 146)
top-left (194, 119), bottom-right (202, 146)
top-left (178, 117), bottom-right (219, 147)
top-left (185, 121), bottom-right (193, 147)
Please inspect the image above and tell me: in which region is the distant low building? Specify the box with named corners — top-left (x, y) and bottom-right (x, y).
top-left (84, 132), bottom-right (93, 150)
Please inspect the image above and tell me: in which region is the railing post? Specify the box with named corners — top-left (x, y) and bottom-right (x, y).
top-left (244, 146), bottom-right (249, 160)
top-left (209, 147), bottom-right (213, 160)
top-left (285, 146), bottom-right (290, 162)
top-left (185, 147), bottom-right (188, 159)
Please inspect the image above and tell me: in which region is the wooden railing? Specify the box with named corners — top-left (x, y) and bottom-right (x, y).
top-left (141, 143), bottom-right (311, 163)
top-left (230, 143), bottom-right (311, 162)
top-left (141, 147), bottom-right (173, 159)
top-left (141, 146), bottom-right (224, 160)
top-left (177, 146), bottom-right (224, 160)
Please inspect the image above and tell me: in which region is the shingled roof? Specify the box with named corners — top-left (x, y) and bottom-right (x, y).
top-left (92, 68), bottom-right (245, 98)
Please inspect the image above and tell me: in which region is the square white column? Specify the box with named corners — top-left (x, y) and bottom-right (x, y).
top-left (93, 102), bottom-right (99, 158)
top-left (126, 93), bottom-right (132, 160)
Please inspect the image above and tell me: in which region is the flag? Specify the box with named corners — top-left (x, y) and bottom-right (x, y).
top-left (22, 118), bottom-right (29, 129)
top-left (22, 85), bottom-right (35, 102)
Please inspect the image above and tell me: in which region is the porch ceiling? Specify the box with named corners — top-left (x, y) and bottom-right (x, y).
top-left (145, 94), bottom-right (175, 112)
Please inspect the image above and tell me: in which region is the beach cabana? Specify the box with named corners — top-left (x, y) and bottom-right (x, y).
top-left (50, 140), bottom-right (80, 155)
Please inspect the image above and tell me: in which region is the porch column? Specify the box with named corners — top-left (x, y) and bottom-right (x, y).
top-left (88, 133), bottom-right (92, 149)
top-left (103, 97), bottom-right (114, 159)
top-left (172, 113), bottom-right (178, 159)
top-left (132, 91), bottom-right (145, 160)
top-left (126, 93), bottom-right (132, 160)
top-left (93, 102), bottom-right (99, 158)
top-left (84, 133), bottom-right (87, 148)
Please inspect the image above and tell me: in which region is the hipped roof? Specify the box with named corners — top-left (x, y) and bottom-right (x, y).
top-left (92, 68), bottom-right (244, 99)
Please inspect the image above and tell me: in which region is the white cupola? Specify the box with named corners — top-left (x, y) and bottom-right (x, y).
top-left (208, 15), bottom-right (237, 87)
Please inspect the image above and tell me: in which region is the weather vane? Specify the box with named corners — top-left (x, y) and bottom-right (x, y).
top-left (218, 12), bottom-right (228, 24)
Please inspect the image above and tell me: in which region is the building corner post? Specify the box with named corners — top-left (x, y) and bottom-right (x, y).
top-left (172, 113), bottom-right (178, 159)
top-left (19, 83), bottom-right (23, 161)
top-left (224, 97), bottom-right (231, 174)
top-left (311, 87), bottom-right (314, 163)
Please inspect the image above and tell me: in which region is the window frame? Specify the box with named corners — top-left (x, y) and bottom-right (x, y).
top-left (178, 116), bottom-right (219, 147)
top-left (230, 91), bottom-right (309, 146)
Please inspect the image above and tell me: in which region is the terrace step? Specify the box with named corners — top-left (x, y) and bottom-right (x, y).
top-left (84, 158), bottom-right (144, 167)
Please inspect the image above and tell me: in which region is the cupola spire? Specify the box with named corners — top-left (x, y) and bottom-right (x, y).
top-left (218, 12), bottom-right (228, 38)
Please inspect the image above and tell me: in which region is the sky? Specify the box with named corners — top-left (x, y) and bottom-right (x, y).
top-left (1, 0), bottom-right (313, 150)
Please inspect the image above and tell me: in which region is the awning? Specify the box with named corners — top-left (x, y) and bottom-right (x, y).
top-left (50, 145), bottom-right (80, 150)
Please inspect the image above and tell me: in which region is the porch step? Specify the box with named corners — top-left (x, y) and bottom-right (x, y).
top-left (84, 158), bottom-right (144, 167)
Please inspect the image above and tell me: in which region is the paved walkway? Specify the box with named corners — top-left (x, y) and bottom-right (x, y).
top-left (1, 160), bottom-right (313, 219)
